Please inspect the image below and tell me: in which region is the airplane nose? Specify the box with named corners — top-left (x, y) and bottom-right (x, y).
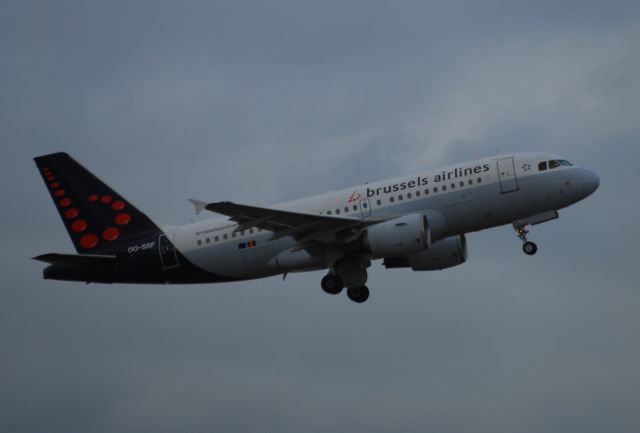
top-left (577, 168), bottom-right (600, 197)
top-left (585, 169), bottom-right (600, 193)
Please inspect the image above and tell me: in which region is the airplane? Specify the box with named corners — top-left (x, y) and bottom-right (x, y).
top-left (33, 152), bottom-right (599, 303)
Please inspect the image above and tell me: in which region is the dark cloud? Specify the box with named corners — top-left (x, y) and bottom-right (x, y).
top-left (2, 1), bottom-right (640, 432)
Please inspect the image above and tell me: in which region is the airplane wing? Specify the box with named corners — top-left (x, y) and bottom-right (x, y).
top-left (189, 199), bottom-right (385, 249)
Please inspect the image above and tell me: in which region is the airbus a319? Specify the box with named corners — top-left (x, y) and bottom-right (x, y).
top-left (33, 152), bottom-right (599, 303)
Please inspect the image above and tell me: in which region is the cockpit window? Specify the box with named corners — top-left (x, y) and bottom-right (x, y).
top-left (549, 160), bottom-right (561, 169)
top-left (558, 160), bottom-right (572, 166)
top-left (538, 161), bottom-right (548, 171)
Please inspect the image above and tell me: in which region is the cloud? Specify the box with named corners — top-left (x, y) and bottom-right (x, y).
top-left (2, 1), bottom-right (640, 432)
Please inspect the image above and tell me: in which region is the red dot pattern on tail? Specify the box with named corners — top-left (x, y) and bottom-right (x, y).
top-left (102, 227), bottom-right (120, 241)
top-left (65, 208), bottom-right (79, 218)
top-left (80, 234), bottom-right (98, 249)
top-left (115, 213), bottom-right (131, 225)
top-left (71, 220), bottom-right (87, 233)
top-left (42, 163), bottom-right (136, 249)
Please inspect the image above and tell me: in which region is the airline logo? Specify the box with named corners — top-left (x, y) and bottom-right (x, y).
top-left (38, 164), bottom-right (132, 250)
top-left (347, 190), bottom-right (361, 203)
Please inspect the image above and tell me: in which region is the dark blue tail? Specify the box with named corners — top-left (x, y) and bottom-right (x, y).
top-left (34, 152), bottom-right (160, 253)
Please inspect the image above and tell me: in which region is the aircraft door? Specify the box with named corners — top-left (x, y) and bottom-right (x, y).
top-left (497, 157), bottom-right (519, 193)
top-left (159, 233), bottom-right (179, 269)
top-left (359, 198), bottom-right (372, 217)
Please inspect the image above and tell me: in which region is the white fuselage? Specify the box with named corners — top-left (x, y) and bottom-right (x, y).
top-left (165, 152), bottom-right (599, 280)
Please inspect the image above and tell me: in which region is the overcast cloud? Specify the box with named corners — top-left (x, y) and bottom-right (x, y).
top-left (1, 1), bottom-right (640, 432)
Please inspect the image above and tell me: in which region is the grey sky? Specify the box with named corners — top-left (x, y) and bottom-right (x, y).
top-left (1, 1), bottom-right (640, 432)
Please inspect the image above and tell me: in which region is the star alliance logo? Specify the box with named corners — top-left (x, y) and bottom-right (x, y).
top-left (522, 163), bottom-right (531, 171)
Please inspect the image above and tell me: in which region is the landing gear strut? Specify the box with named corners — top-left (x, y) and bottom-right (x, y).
top-left (516, 226), bottom-right (538, 256)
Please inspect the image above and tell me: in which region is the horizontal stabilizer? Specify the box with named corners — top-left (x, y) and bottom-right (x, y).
top-left (33, 253), bottom-right (117, 266)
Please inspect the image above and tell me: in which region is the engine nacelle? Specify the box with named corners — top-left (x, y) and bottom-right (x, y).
top-left (364, 213), bottom-right (429, 258)
top-left (383, 234), bottom-right (468, 271)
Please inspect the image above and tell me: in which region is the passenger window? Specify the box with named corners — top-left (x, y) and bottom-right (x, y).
top-left (538, 161), bottom-right (547, 171)
top-left (344, 206), bottom-right (349, 213)
top-left (477, 177), bottom-right (482, 183)
top-left (353, 205), bottom-right (358, 211)
top-left (215, 236), bottom-right (219, 242)
top-left (389, 196), bottom-right (394, 203)
top-left (327, 210), bottom-right (332, 215)
top-left (223, 233), bottom-right (228, 240)
top-left (424, 189), bottom-right (429, 195)
top-left (450, 183), bottom-right (455, 189)
top-left (335, 209), bottom-right (340, 214)
top-left (459, 181), bottom-right (464, 187)
top-left (416, 190), bottom-right (421, 197)
top-left (363, 202), bottom-right (368, 208)
top-left (442, 185), bottom-right (447, 191)
top-left (197, 239), bottom-right (202, 246)
top-left (407, 192), bottom-right (412, 199)
top-left (398, 194), bottom-right (403, 201)
top-left (468, 179), bottom-right (473, 185)
top-left (376, 199), bottom-right (381, 205)
top-left (433, 187), bottom-right (438, 193)
top-left (549, 160), bottom-right (560, 169)
top-left (206, 237), bottom-right (210, 244)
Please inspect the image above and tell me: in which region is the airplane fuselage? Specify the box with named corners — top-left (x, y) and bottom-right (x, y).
top-left (35, 152), bottom-right (599, 302)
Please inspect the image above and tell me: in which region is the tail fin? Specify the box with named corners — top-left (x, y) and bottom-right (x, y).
top-left (34, 152), bottom-right (160, 253)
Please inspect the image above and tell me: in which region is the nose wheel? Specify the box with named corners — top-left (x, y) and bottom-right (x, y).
top-left (522, 241), bottom-right (538, 255)
top-left (516, 225), bottom-right (538, 256)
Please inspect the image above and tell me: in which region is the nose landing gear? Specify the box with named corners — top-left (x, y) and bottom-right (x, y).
top-left (522, 241), bottom-right (538, 255)
top-left (516, 225), bottom-right (538, 256)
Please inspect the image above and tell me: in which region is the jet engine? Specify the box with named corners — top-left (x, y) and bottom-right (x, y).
top-left (361, 211), bottom-right (447, 258)
top-left (383, 234), bottom-right (467, 271)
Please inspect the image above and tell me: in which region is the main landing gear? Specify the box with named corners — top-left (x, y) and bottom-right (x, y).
top-left (321, 274), bottom-right (343, 295)
top-left (515, 225), bottom-right (538, 256)
top-left (321, 258), bottom-right (371, 303)
top-left (346, 285), bottom-right (370, 303)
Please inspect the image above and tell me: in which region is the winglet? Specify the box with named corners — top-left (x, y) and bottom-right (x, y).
top-left (188, 198), bottom-right (208, 215)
